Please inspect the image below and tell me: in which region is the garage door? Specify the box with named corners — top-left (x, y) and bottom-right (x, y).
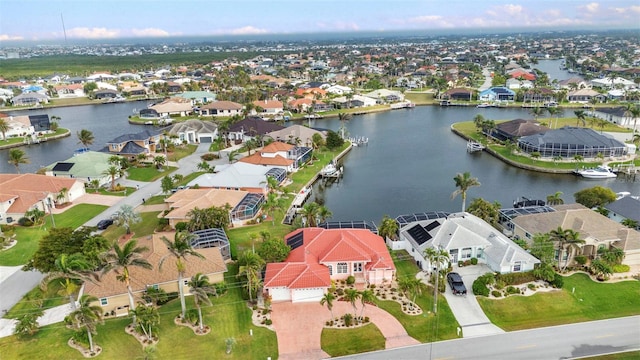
top-left (199, 136), bottom-right (213, 143)
top-left (292, 288), bottom-right (324, 302)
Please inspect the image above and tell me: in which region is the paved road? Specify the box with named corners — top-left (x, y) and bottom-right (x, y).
top-left (0, 266), bottom-right (43, 315)
top-left (335, 316), bottom-right (640, 360)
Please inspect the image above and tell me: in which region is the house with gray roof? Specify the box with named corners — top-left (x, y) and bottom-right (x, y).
top-left (101, 129), bottom-right (162, 157)
top-left (11, 92), bottom-right (49, 106)
top-left (393, 212), bottom-right (539, 273)
top-left (167, 119), bottom-right (218, 144)
top-left (45, 151), bottom-right (120, 187)
top-left (187, 162), bottom-right (286, 194)
top-left (604, 196), bottom-right (640, 230)
top-left (518, 126), bottom-right (627, 158)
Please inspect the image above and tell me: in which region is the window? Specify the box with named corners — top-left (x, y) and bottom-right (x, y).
top-left (353, 263), bottom-right (362, 272)
top-left (152, 284), bottom-right (159, 290)
top-left (512, 261), bottom-right (522, 272)
top-left (183, 279), bottom-right (189, 286)
top-left (327, 265), bottom-right (333, 276)
top-left (525, 232), bottom-right (532, 239)
top-left (477, 248), bottom-right (483, 259)
top-left (100, 298), bottom-right (108, 306)
top-left (461, 248), bottom-right (472, 259)
top-left (337, 262), bottom-right (348, 274)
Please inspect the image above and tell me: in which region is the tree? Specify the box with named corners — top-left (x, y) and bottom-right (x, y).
top-left (227, 149), bottom-right (240, 163)
top-left (549, 227), bottom-right (585, 270)
top-left (378, 215), bottom-right (399, 241)
top-left (153, 155), bottom-right (166, 170)
top-left (159, 231), bottom-right (204, 319)
top-left (186, 205), bottom-right (231, 231)
top-left (451, 172), bottom-right (481, 212)
top-left (14, 310), bottom-right (43, 337)
top-left (130, 302), bottom-right (159, 341)
top-left (320, 292), bottom-right (336, 321)
top-left (113, 204), bottom-right (141, 235)
top-left (467, 198), bottom-right (500, 226)
top-left (26, 227), bottom-right (104, 273)
top-left (0, 118), bottom-right (9, 141)
top-left (343, 288), bottom-right (360, 320)
top-left (574, 110), bottom-right (587, 126)
top-left (473, 114), bottom-right (485, 132)
top-left (359, 289), bottom-right (375, 321)
top-left (529, 233), bottom-right (555, 264)
top-left (317, 205), bottom-right (333, 224)
top-left (40, 253), bottom-right (98, 310)
top-left (101, 240), bottom-right (152, 325)
top-left (197, 161), bottom-right (211, 172)
top-left (574, 186), bottom-right (617, 209)
top-left (77, 129), bottom-right (95, 150)
top-left (161, 175), bottom-right (174, 194)
top-left (621, 218), bottom-right (639, 229)
top-left (69, 295), bottom-right (103, 354)
top-left (102, 165), bottom-right (122, 191)
top-left (325, 130), bottom-right (344, 149)
top-left (188, 273), bottom-right (217, 331)
top-left (546, 191), bottom-right (564, 206)
top-left (337, 112), bottom-right (352, 139)
top-left (237, 251), bottom-right (265, 303)
top-left (397, 277), bottom-right (419, 311)
top-left (56, 187), bottom-right (69, 205)
top-left (83, 82), bottom-right (98, 96)
top-left (529, 106), bottom-right (544, 121)
top-left (299, 201), bottom-right (320, 227)
top-left (598, 246), bottom-right (625, 265)
top-left (590, 259), bottom-right (613, 280)
top-left (8, 149), bottom-right (30, 173)
top-left (257, 237), bottom-right (291, 263)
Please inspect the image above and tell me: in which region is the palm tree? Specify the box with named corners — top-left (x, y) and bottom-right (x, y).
top-left (317, 205), bottom-right (333, 224)
top-left (56, 187), bottom-right (69, 205)
top-left (153, 155), bottom-right (166, 170)
top-left (8, 149), bottom-right (30, 173)
top-left (237, 251), bottom-right (265, 303)
top-left (546, 191), bottom-right (564, 206)
top-left (529, 106), bottom-right (544, 121)
top-left (319, 292), bottom-right (336, 321)
top-left (102, 165), bottom-right (122, 191)
top-left (359, 289), bottom-right (375, 321)
top-left (227, 149), bottom-right (239, 163)
top-left (159, 231), bottom-right (204, 319)
top-left (574, 110), bottom-right (587, 126)
top-left (338, 112), bottom-right (352, 139)
top-left (113, 204), bottom-right (141, 235)
top-left (77, 129), bottom-right (95, 150)
top-left (547, 106), bottom-right (562, 129)
top-left (343, 288), bottom-right (360, 320)
top-left (629, 105), bottom-right (640, 136)
top-left (40, 253), bottom-right (98, 310)
top-left (378, 215), bottom-right (399, 241)
top-left (130, 302), bottom-right (159, 341)
top-left (188, 273), bottom-right (217, 331)
top-left (451, 172), bottom-right (481, 212)
top-left (299, 201), bottom-right (320, 227)
top-left (69, 295), bottom-right (103, 354)
top-left (0, 118), bottom-right (9, 141)
top-left (101, 240), bottom-right (152, 325)
top-left (549, 227), bottom-right (585, 270)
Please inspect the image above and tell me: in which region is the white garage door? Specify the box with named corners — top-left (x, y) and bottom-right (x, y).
top-left (292, 288), bottom-right (324, 303)
top-left (199, 136), bottom-right (213, 143)
top-left (268, 287), bottom-right (291, 302)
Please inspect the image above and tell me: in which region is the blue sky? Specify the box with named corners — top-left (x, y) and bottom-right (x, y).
top-left (1, 0), bottom-right (639, 41)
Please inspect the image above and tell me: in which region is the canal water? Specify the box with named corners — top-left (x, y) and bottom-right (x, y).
top-left (2, 100), bottom-right (638, 222)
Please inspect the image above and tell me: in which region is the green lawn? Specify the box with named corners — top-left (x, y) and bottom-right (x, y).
top-left (101, 211), bottom-right (162, 242)
top-left (87, 187), bottom-right (135, 196)
top-left (143, 195), bottom-right (167, 205)
top-left (478, 273), bottom-right (640, 331)
top-left (404, 92), bottom-right (435, 105)
top-left (126, 166), bottom-right (176, 182)
top-left (0, 204), bottom-right (108, 266)
top-left (4, 283), bottom-right (69, 319)
top-left (0, 264), bottom-right (278, 360)
top-left (579, 351), bottom-right (640, 360)
top-left (321, 323), bottom-right (385, 357)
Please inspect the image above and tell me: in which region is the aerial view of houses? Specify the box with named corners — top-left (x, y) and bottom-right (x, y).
top-left (0, 2), bottom-right (639, 360)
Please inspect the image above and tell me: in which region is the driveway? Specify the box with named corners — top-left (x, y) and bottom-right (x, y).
top-left (271, 301), bottom-right (418, 360)
top-left (440, 264), bottom-right (505, 338)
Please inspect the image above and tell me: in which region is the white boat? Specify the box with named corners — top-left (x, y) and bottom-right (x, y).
top-left (575, 166), bottom-right (617, 179)
top-left (321, 161), bottom-right (338, 176)
top-left (476, 103), bottom-right (492, 108)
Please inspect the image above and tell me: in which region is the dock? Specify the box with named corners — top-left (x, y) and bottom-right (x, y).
top-left (348, 136), bottom-right (369, 147)
top-left (284, 187), bottom-right (312, 224)
top-left (467, 140), bottom-right (485, 153)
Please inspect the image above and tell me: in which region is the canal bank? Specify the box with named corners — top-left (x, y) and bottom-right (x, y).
top-left (0, 129), bottom-right (71, 151)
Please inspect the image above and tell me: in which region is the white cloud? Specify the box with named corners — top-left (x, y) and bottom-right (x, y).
top-left (580, 2), bottom-right (600, 13)
top-left (408, 15), bottom-right (443, 23)
top-left (66, 27), bottom-right (120, 39)
top-left (612, 5), bottom-right (640, 14)
top-left (131, 28), bottom-right (170, 37)
top-left (0, 34), bottom-right (24, 41)
top-left (229, 26), bottom-right (268, 35)
top-left (502, 4), bottom-right (524, 16)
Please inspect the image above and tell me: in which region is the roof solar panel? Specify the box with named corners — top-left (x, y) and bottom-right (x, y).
top-left (287, 231), bottom-right (304, 250)
top-left (52, 162), bottom-right (74, 171)
top-left (407, 224), bottom-right (432, 245)
top-left (424, 221), bottom-right (440, 232)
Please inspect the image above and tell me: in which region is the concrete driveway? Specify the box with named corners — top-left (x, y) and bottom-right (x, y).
top-left (271, 301), bottom-right (418, 360)
top-left (440, 264), bottom-right (505, 338)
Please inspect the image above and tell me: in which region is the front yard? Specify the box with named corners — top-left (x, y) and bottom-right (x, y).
top-left (321, 323), bottom-right (385, 357)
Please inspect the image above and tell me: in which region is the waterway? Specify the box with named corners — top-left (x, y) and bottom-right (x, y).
top-left (2, 101), bottom-right (638, 223)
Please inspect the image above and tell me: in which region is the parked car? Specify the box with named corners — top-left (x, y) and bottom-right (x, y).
top-left (447, 272), bottom-right (467, 295)
top-left (96, 219), bottom-right (114, 230)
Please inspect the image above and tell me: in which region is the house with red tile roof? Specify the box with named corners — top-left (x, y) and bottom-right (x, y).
top-left (0, 174), bottom-right (85, 225)
top-left (252, 100), bottom-right (284, 116)
top-left (264, 228), bottom-right (396, 303)
top-left (239, 141), bottom-right (312, 172)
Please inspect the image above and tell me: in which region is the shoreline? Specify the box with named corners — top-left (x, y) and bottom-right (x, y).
top-left (0, 129), bottom-right (71, 151)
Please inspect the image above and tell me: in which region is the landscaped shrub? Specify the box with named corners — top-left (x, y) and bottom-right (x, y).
top-left (477, 272), bottom-right (496, 285)
top-left (265, 319), bottom-right (272, 325)
top-left (458, 260), bottom-right (464, 267)
top-left (472, 279), bottom-right (490, 297)
top-left (185, 309), bottom-right (199, 325)
top-left (175, 222), bottom-right (188, 232)
top-left (505, 286), bottom-right (520, 295)
top-left (549, 273), bottom-right (564, 288)
top-left (491, 290), bottom-right (502, 297)
top-left (494, 280), bottom-right (506, 290)
top-left (346, 276), bottom-right (355, 285)
top-left (336, 288), bottom-right (344, 296)
top-left (527, 283), bottom-right (536, 290)
top-left (17, 217), bottom-right (33, 227)
top-left (496, 271), bottom-right (536, 285)
top-left (343, 313), bottom-right (353, 327)
top-left (215, 282), bottom-right (228, 295)
top-left (612, 264), bottom-right (630, 273)
top-left (201, 153), bottom-right (220, 161)
top-left (574, 255), bottom-right (587, 265)
top-left (470, 257), bottom-right (478, 265)
top-left (364, 317), bottom-right (370, 323)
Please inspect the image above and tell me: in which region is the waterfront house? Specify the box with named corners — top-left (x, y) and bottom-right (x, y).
top-left (82, 232), bottom-right (227, 316)
top-left (491, 119), bottom-right (549, 142)
top-left (166, 119), bottom-right (218, 144)
top-left (593, 107), bottom-right (636, 128)
top-left (54, 84), bottom-right (86, 98)
top-left (510, 204), bottom-right (640, 266)
top-left (102, 129), bottom-right (162, 158)
top-left (93, 89), bottom-right (118, 100)
top-left (149, 97), bottom-right (193, 117)
top-left (227, 118), bottom-right (284, 144)
top-left (187, 162), bottom-right (287, 195)
top-left (264, 228), bottom-right (396, 303)
top-left (162, 188), bottom-right (264, 227)
top-left (45, 151), bottom-right (120, 187)
top-left (567, 89), bottom-right (605, 103)
top-left (0, 174), bottom-right (85, 225)
top-left (175, 91), bottom-right (216, 104)
top-left (266, 124), bottom-right (326, 148)
top-left (239, 141), bottom-right (311, 172)
top-left (198, 100), bottom-right (243, 117)
top-left (11, 92), bottom-right (49, 106)
top-left (332, 94), bottom-right (377, 108)
top-left (517, 127), bottom-right (627, 158)
top-left (479, 87), bottom-right (515, 102)
top-left (441, 88), bottom-right (474, 101)
top-left (523, 88), bottom-right (556, 104)
top-left (252, 100), bottom-right (284, 117)
top-left (0, 115), bottom-right (35, 140)
top-left (604, 196), bottom-right (640, 231)
top-left (362, 89), bottom-right (404, 103)
top-left (392, 212), bottom-right (540, 273)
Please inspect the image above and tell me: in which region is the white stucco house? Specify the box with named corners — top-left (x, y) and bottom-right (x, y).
top-left (390, 212), bottom-right (540, 273)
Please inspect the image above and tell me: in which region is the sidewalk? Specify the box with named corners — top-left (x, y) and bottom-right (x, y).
top-left (0, 303), bottom-right (73, 338)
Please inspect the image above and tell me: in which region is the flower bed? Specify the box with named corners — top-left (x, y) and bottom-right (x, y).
top-left (67, 338), bottom-right (102, 358)
top-left (250, 305), bottom-right (274, 331)
top-left (126, 323), bottom-right (160, 345)
top-left (173, 315), bottom-right (211, 335)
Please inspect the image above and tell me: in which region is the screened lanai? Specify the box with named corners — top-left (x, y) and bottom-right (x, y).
top-left (518, 127), bottom-right (627, 158)
top-left (191, 228), bottom-right (231, 260)
top-left (231, 193), bottom-right (265, 221)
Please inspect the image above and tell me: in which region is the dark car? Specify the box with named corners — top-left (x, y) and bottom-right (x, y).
top-left (447, 272), bottom-right (467, 295)
top-left (96, 219), bottom-right (114, 230)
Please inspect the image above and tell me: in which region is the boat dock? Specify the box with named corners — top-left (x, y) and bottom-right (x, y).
top-left (284, 187), bottom-right (313, 224)
top-left (467, 140), bottom-right (485, 153)
top-left (349, 136), bottom-right (369, 147)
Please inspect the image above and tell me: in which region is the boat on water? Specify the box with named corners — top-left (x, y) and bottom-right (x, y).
top-left (476, 103), bottom-right (492, 108)
top-left (321, 161), bottom-right (338, 176)
top-left (574, 165), bottom-right (617, 179)
top-left (513, 197), bottom-right (546, 208)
